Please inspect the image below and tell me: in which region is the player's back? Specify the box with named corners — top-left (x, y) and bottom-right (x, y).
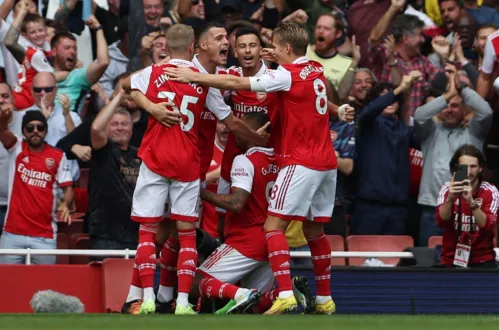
top-left (279, 59), bottom-right (336, 171)
top-left (131, 59), bottom-right (209, 182)
top-left (225, 147), bottom-right (277, 260)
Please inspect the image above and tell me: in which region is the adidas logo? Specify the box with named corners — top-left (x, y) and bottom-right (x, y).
top-left (22, 156), bottom-right (29, 163)
top-left (183, 259), bottom-right (196, 267)
top-left (280, 262), bottom-right (290, 268)
top-left (149, 254), bottom-right (156, 260)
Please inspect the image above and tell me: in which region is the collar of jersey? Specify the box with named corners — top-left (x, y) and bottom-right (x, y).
top-left (193, 54), bottom-right (224, 74)
top-left (293, 56), bottom-right (308, 64)
top-left (167, 58), bottom-right (195, 68)
top-left (245, 146), bottom-right (274, 156)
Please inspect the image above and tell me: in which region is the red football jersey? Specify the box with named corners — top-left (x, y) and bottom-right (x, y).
top-left (224, 147), bottom-right (278, 260)
top-left (4, 138), bottom-right (73, 239)
top-left (192, 55), bottom-right (230, 181)
top-left (481, 29), bottom-right (499, 74)
top-left (13, 46), bottom-right (53, 110)
top-left (436, 181), bottom-right (499, 265)
top-left (200, 141), bottom-right (224, 238)
top-left (249, 57), bottom-right (337, 170)
top-left (219, 64), bottom-right (281, 183)
top-left (131, 59), bottom-right (229, 182)
top-left (409, 148), bottom-right (423, 199)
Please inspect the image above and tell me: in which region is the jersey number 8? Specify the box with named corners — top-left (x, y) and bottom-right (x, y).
top-left (313, 78), bottom-right (328, 115)
top-left (157, 92), bottom-right (198, 132)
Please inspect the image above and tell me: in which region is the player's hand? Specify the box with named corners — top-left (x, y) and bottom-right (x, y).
top-left (0, 103), bottom-right (13, 131)
top-left (58, 203), bottom-right (72, 225)
top-left (256, 121), bottom-right (271, 146)
top-left (150, 102), bottom-right (182, 127)
top-left (85, 15), bottom-right (101, 30)
top-left (338, 104), bottom-right (355, 122)
top-left (58, 93), bottom-right (71, 116)
top-left (72, 144), bottom-right (92, 162)
top-left (163, 66), bottom-right (198, 83)
top-left (261, 48), bottom-right (277, 63)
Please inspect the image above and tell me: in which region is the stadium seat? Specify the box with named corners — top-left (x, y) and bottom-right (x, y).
top-left (74, 188), bottom-right (89, 213)
top-left (428, 236), bottom-right (443, 248)
top-left (70, 233), bottom-right (91, 265)
top-left (56, 233), bottom-right (70, 264)
top-left (346, 235), bottom-right (414, 266)
top-left (326, 235), bottom-right (346, 266)
top-left (102, 258), bottom-right (134, 313)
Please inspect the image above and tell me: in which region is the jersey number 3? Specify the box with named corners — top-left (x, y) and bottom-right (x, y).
top-left (158, 92), bottom-right (198, 132)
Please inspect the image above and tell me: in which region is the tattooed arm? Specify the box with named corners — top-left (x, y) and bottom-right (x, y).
top-left (4, 0), bottom-right (29, 64)
top-left (200, 187), bottom-right (250, 213)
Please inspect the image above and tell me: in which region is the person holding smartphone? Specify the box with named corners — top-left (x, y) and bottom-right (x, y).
top-left (436, 144), bottom-right (499, 268)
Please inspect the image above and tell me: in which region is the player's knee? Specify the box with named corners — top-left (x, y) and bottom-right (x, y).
top-left (302, 222), bottom-right (324, 240)
top-left (156, 221), bottom-right (174, 245)
top-left (263, 216), bottom-right (288, 233)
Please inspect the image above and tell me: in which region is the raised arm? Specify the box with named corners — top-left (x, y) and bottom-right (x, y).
top-left (368, 0), bottom-right (404, 44)
top-left (90, 90), bottom-right (124, 150)
top-left (85, 16), bottom-right (110, 85)
top-left (477, 36), bottom-right (496, 98)
top-left (0, 104), bottom-right (16, 149)
top-left (4, 0), bottom-right (28, 63)
top-left (463, 87), bottom-right (493, 138)
top-left (0, 0), bottom-right (15, 21)
top-left (53, 0), bottom-right (77, 23)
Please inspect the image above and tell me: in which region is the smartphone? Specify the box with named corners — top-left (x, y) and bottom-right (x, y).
top-left (82, 0), bottom-right (92, 21)
top-left (454, 164), bottom-right (468, 182)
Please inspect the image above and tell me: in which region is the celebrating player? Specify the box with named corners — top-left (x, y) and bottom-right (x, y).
top-left (198, 112), bottom-right (309, 315)
top-left (121, 24), bottom-right (268, 315)
top-left (165, 21), bottom-right (355, 315)
top-left (216, 26), bottom-right (281, 232)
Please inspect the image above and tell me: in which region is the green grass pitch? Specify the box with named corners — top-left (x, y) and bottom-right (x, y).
top-left (0, 314), bottom-right (498, 330)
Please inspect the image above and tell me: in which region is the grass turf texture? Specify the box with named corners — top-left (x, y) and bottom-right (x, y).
top-left (1, 315), bottom-right (499, 330)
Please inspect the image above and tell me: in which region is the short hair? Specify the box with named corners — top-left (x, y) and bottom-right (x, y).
top-left (243, 112), bottom-right (271, 133)
top-left (113, 107), bottom-right (132, 121)
top-left (113, 72), bottom-right (132, 88)
top-left (45, 19), bottom-right (69, 34)
top-left (317, 13), bottom-right (345, 32)
top-left (355, 68), bottom-right (378, 84)
top-left (51, 32), bottom-right (76, 48)
top-left (21, 13), bottom-right (44, 33)
top-left (0, 82), bottom-right (12, 93)
top-left (165, 24), bottom-right (195, 53)
top-left (478, 24), bottom-right (498, 34)
top-left (438, 0), bottom-right (463, 7)
top-left (235, 26), bottom-right (263, 46)
top-left (197, 21), bottom-right (225, 41)
top-left (449, 144), bottom-right (486, 173)
top-left (272, 21), bottom-right (308, 56)
top-left (391, 14), bottom-right (425, 43)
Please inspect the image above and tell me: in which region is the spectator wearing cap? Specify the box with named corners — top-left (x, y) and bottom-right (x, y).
top-left (306, 13), bottom-right (352, 90)
top-left (0, 109), bottom-right (74, 265)
top-left (98, 19), bottom-right (130, 100)
top-left (369, 14), bottom-right (439, 115)
top-left (414, 65), bottom-right (492, 246)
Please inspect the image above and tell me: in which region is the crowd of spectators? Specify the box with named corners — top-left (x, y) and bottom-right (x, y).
top-left (0, 0), bottom-right (498, 265)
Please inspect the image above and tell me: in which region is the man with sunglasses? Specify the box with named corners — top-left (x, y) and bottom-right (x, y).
top-left (0, 108), bottom-right (74, 264)
top-left (26, 72), bottom-right (81, 183)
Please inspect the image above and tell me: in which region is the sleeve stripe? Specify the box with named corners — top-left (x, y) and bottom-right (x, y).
top-left (59, 181), bottom-right (73, 188)
top-left (437, 182), bottom-right (450, 206)
top-left (482, 182), bottom-right (499, 214)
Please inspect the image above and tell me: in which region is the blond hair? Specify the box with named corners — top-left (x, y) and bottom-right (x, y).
top-left (165, 24), bottom-right (195, 53)
top-left (272, 22), bottom-right (308, 56)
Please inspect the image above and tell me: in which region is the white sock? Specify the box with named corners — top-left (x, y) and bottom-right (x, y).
top-left (126, 285), bottom-right (143, 303)
top-left (278, 290), bottom-right (294, 299)
top-left (157, 285), bottom-right (174, 303)
top-left (143, 287), bottom-right (155, 302)
top-left (176, 292), bottom-right (189, 307)
top-left (234, 288), bottom-right (250, 301)
top-left (315, 295), bottom-right (331, 304)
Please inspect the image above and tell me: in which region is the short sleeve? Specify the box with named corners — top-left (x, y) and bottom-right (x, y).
top-left (56, 153), bottom-right (73, 187)
top-left (249, 67), bottom-right (292, 92)
top-left (6, 136), bottom-right (21, 155)
top-left (205, 87), bottom-right (231, 121)
top-left (230, 155), bottom-right (254, 194)
top-left (130, 66), bottom-right (153, 94)
top-left (70, 111), bottom-right (82, 127)
top-left (481, 37), bottom-right (497, 74)
top-left (75, 67), bottom-right (91, 89)
top-left (30, 50), bottom-right (54, 73)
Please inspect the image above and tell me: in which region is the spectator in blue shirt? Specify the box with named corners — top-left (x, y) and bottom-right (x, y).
top-left (325, 118), bottom-right (355, 237)
top-left (351, 72), bottom-right (420, 235)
